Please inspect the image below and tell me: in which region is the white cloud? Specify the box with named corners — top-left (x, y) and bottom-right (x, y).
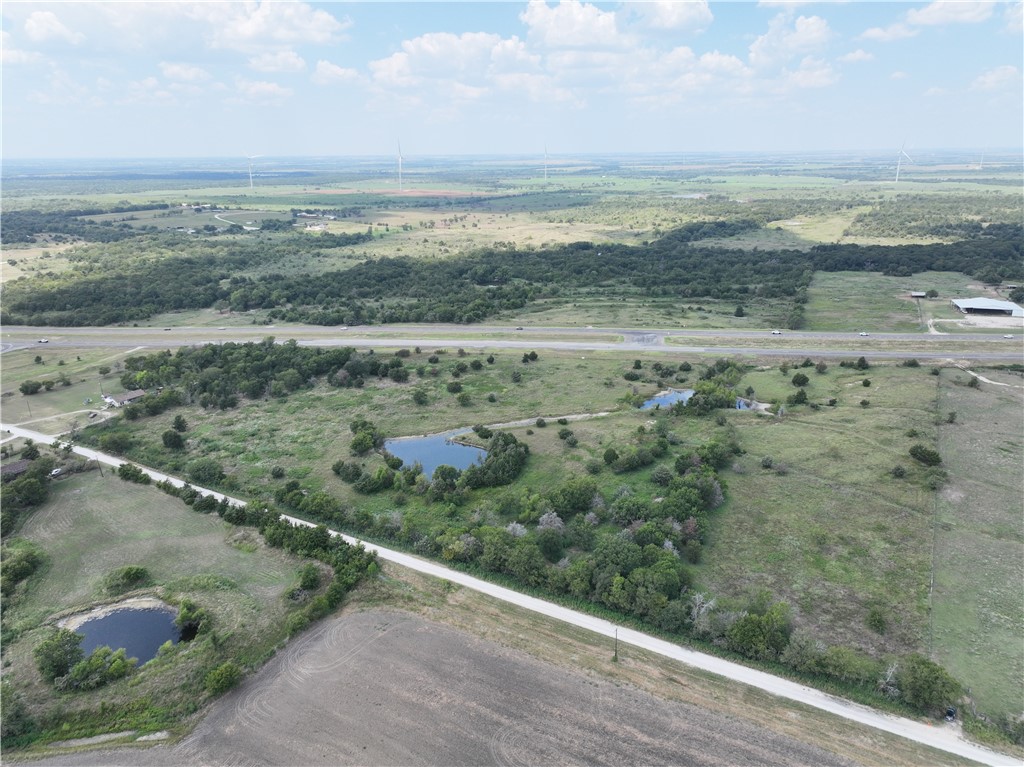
top-left (633, 1), bottom-right (713, 31)
top-left (860, 23), bottom-right (917, 42)
top-left (971, 64), bottom-right (1021, 90)
top-left (0, 30), bottom-right (44, 64)
top-left (249, 50), bottom-right (306, 73)
top-left (520, 0), bottom-right (627, 49)
top-left (187, 1), bottom-right (350, 52)
top-left (838, 49), bottom-right (873, 63)
top-left (24, 10), bottom-right (84, 44)
top-left (124, 76), bottom-right (176, 105)
top-left (890, 70), bottom-right (909, 80)
top-left (233, 78), bottom-right (293, 104)
top-left (757, 0), bottom-right (816, 6)
top-left (783, 56), bottom-right (837, 88)
top-left (1005, 2), bottom-right (1024, 32)
top-left (159, 62), bottom-right (211, 82)
top-left (749, 14), bottom-right (831, 68)
top-left (906, 1), bottom-right (995, 26)
top-left (312, 60), bottom-right (359, 86)
top-left (924, 86), bottom-right (948, 96)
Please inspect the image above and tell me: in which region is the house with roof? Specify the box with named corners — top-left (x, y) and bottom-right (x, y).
top-left (102, 389), bottom-right (146, 407)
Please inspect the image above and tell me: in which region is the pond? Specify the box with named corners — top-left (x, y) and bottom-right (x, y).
top-left (640, 389), bottom-right (695, 410)
top-left (384, 434), bottom-right (486, 480)
top-left (75, 607), bottom-right (180, 666)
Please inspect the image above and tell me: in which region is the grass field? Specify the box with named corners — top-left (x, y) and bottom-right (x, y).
top-left (2, 469), bottom-right (315, 745)
top-left (1, 243), bottom-right (78, 283)
top-left (696, 363), bottom-right (942, 656)
top-left (804, 271), bottom-right (993, 332)
top-left (931, 368), bottom-right (1024, 718)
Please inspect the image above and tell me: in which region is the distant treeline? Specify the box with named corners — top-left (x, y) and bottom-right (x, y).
top-left (2, 219), bottom-right (1020, 327)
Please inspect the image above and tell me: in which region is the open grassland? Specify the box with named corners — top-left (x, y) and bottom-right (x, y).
top-left (697, 364), bottom-right (942, 655)
top-left (1, 243), bottom-right (78, 283)
top-left (0, 347), bottom-right (138, 424)
top-left (931, 368), bottom-right (1024, 718)
top-left (498, 292), bottom-right (787, 329)
top-left (805, 271), bottom-right (990, 333)
top-left (2, 471), bottom-right (313, 746)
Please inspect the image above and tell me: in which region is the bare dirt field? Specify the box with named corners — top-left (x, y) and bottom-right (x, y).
top-left (24, 609), bottom-right (860, 767)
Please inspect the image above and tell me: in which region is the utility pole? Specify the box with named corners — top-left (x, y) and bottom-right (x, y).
top-left (613, 628), bottom-right (619, 663)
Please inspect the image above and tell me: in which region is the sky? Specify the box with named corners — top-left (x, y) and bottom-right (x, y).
top-left (1, 1), bottom-right (1021, 158)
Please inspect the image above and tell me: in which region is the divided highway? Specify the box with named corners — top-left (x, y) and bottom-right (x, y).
top-left (3, 322), bottom-right (1023, 362)
top-left (2, 421), bottom-right (1017, 767)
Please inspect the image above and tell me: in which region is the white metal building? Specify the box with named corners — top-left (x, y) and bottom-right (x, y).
top-left (950, 297), bottom-right (1024, 317)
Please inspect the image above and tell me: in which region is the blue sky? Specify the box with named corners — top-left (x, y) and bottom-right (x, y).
top-left (2, 1), bottom-right (1021, 158)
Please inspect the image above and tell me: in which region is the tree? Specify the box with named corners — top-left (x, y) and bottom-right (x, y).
top-left (172, 414), bottom-right (188, 432)
top-left (897, 654), bottom-right (962, 715)
top-left (815, 361), bottom-right (827, 374)
top-left (162, 430), bottom-right (185, 450)
top-left (734, 305), bottom-right (745, 317)
top-left (603, 447), bottom-right (619, 465)
top-left (925, 289), bottom-right (939, 298)
top-left (33, 628), bottom-right (83, 682)
top-left (19, 380), bottom-right (42, 395)
top-left (187, 457), bottom-right (225, 485)
top-left (791, 372), bottom-right (809, 387)
top-left (21, 441), bottom-right (40, 461)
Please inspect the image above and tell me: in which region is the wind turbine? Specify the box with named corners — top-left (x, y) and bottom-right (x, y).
top-left (246, 155), bottom-right (263, 191)
top-left (543, 143), bottom-right (548, 183)
top-left (397, 140), bottom-right (404, 192)
top-left (894, 142), bottom-right (912, 184)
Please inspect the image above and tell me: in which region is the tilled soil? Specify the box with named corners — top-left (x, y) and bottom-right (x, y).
top-left (27, 610), bottom-right (855, 767)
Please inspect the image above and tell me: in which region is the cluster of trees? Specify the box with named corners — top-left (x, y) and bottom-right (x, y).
top-left (5, 217), bottom-right (1020, 326)
top-left (1, 207), bottom-right (168, 244)
top-left (32, 629), bottom-right (135, 692)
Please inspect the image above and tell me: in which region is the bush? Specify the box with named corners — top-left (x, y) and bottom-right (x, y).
top-left (791, 373), bottom-right (809, 387)
top-left (446, 381), bottom-right (463, 394)
top-left (162, 429), bottom-right (185, 449)
top-left (891, 465), bottom-right (906, 478)
top-left (33, 628), bottom-right (83, 682)
top-left (187, 457), bottom-right (224, 485)
top-left (623, 371), bottom-right (641, 381)
top-left (909, 444), bottom-right (942, 466)
top-left (862, 379), bottom-right (871, 387)
top-left (271, 466), bottom-right (286, 479)
top-left (204, 661), bottom-right (242, 695)
top-left (117, 463), bottom-right (150, 484)
top-left (898, 654), bottom-right (962, 715)
top-left (102, 565), bottom-right (151, 595)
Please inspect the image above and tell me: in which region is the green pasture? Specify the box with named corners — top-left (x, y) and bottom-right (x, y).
top-left (0, 347), bottom-right (135, 424)
top-left (2, 470), bottom-right (312, 742)
top-left (805, 271), bottom-right (984, 332)
top-left (697, 364), bottom-right (942, 655)
top-left (931, 368), bottom-right (1024, 717)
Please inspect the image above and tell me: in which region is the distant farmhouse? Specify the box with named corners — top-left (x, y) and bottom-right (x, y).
top-left (102, 389), bottom-right (146, 407)
top-left (950, 297), bottom-right (1024, 318)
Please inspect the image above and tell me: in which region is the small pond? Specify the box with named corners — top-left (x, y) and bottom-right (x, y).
top-left (75, 607), bottom-right (180, 666)
top-left (384, 434), bottom-right (486, 480)
top-left (640, 389), bottom-right (695, 410)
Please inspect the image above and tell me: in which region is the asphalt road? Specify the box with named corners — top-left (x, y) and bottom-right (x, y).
top-left (3, 421), bottom-right (1017, 767)
top-left (3, 323), bottom-right (1022, 362)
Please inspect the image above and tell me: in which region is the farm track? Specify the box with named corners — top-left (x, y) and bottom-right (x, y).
top-left (2, 422), bottom-right (1018, 767)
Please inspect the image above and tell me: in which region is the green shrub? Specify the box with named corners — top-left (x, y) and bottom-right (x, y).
top-left (102, 565), bottom-right (151, 596)
top-left (909, 444), bottom-right (942, 466)
top-left (204, 661), bottom-right (242, 695)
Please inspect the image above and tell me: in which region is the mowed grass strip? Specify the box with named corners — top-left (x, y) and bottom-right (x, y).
top-left (931, 369), bottom-right (1024, 717)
